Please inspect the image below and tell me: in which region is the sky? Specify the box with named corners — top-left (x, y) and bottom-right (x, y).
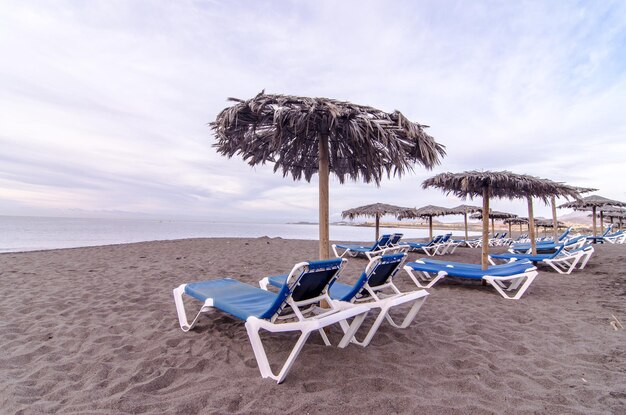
top-left (1, 0), bottom-right (625, 224)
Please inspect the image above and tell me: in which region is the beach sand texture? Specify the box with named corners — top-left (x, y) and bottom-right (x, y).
top-left (1, 237), bottom-right (624, 414)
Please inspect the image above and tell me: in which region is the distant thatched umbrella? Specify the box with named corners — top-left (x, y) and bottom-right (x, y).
top-left (598, 206), bottom-right (626, 228)
top-left (398, 205), bottom-right (451, 240)
top-left (341, 203), bottom-right (407, 240)
top-left (548, 186), bottom-right (596, 240)
top-left (504, 217), bottom-right (528, 234)
top-left (470, 210), bottom-right (517, 236)
top-left (422, 171), bottom-right (581, 269)
top-left (449, 204), bottom-right (482, 241)
top-left (535, 218), bottom-right (566, 237)
top-left (601, 209), bottom-right (626, 228)
top-left (559, 195), bottom-right (626, 238)
top-left (212, 91), bottom-right (445, 258)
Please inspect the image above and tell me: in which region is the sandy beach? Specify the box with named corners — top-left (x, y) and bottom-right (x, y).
top-left (1, 237), bottom-right (624, 414)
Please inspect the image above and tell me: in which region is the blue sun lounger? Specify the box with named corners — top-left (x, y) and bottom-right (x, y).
top-left (332, 234), bottom-right (396, 259)
top-left (510, 235), bottom-right (587, 254)
top-left (399, 234), bottom-right (445, 256)
top-left (586, 225), bottom-right (614, 244)
top-left (173, 258), bottom-right (369, 383)
top-left (403, 259), bottom-right (538, 300)
top-left (489, 244), bottom-right (594, 274)
top-left (260, 253), bottom-right (429, 347)
top-left (604, 230), bottom-right (625, 244)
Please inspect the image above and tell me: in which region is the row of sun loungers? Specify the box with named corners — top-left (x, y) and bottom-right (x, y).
top-left (333, 232), bottom-right (463, 259)
top-left (172, 226), bottom-right (615, 383)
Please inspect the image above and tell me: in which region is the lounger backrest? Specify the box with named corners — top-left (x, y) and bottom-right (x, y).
top-left (339, 253), bottom-right (407, 301)
top-left (439, 234), bottom-right (451, 243)
top-left (263, 258), bottom-right (345, 320)
top-left (372, 234), bottom-right (392, 250)
top-left (427, 235), bottom-right (443, 246)
top-left (388, 233), bottom-right (403, 246)
top-left (558, 227), bottom-right (572, 241)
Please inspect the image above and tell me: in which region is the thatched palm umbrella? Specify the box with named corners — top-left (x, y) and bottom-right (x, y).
top-left (422, 171), bottom-right (581, 269)
top-left (603, 210), bottom-right (626, 228)
top-left (398, 205), bottom-right (451, 240)
top-left (598, 207), bottom-right (626, 228)
top-left (535, 218), bottom-right (566, 237)
top-left (548, 186), bottom-right (596, 241)
top-left (559, 195), bottom-right (626, 238)
top-left (470, 210), bottom-right (517, 236)
top-left (504, 217), bottom-right (528, 236)
top-left (341, 203), bottom-right (408, 240)
top-left (212, 92), bottom-right (445, 259)
top-left (449, 204), bottom-right (482, 241)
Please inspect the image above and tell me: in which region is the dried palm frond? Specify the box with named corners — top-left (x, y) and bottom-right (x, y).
top-left (212, 91), bottom-right (446, 184)
top-left (341, 203), bottom-right (408, 220)
top-left (422, 171), bottom-right (582, 202)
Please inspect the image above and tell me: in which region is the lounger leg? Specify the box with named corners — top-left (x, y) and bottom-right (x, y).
top-left (385, 296), bottom-right (427, 329)
top-left (403, 266), bottom-right (446, 289)
top-left (245, 318), bottom-right (312, 384)
top-left (483, 272), bottom-right (537, 300)
top-left (172, 285), bottom-right (213, 332)
top-left (580, 251), bottom-right (593, 269)
top-left (318, 328), bottom-right (331, 346)
top-left (336, 312), bottom-right (369, 348)
top-left (331, 244), bottom-right (343, 258)
top-left (351, 307), bottom-right (390, 347)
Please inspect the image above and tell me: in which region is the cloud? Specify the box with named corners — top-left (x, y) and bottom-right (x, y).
top-left (0, 0), bottom-right (625, 221)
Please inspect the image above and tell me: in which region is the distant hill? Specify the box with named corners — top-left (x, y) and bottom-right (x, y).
top-left (558, 211), bottom-right (593, 225)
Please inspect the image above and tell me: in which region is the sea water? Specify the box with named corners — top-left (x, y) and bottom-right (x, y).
top-left (0, 216), bottom-right (478, 253)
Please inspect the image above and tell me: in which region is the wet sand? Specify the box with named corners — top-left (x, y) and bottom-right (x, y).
top-left (1, 237), bottom-right (624, 414)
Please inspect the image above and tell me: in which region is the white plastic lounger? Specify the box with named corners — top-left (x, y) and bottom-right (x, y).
top-left (332, 234), bottom-right (393, 259)
top-left (490, 244), bottom-right (594, 275)
top-left (260, 253), bottom-right (428, 347)
top-left (399, 234), bottom-right (444, 256)
top-left (173, 258), bottom-right (369, 383)
top-left (403, 259), bottom-right (538, 300)
top-left (604, 230), bottom-right (625, 244)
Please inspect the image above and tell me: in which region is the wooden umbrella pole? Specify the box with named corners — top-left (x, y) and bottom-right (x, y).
top-left (527, 196), bottom-right (537, 256)
top-left (429, 216), bottom-right (433, 240)
top-left (551, 195), bottom-right (558, 241)
top-left (375, 214), bottom-right (380, 241)
top-left (464, 210), bottom-right (468, 241)
top-left (592, 206), bottom-right (597, 237)
top-left (519, 223), bottom-right (522, 233)
top-left (481, 187), bottom-right (490, 270)
top-left (318, 134), bottom-right (330, 259)
top-left (491, 217), bottom-right (495, 236)
top-left (508, 222), bottom-right (512, 238)
top-left (600, 211), bottom-right (604, 233)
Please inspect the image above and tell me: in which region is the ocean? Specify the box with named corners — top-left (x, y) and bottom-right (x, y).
top-left (0, 216), bottom-right (478, 253)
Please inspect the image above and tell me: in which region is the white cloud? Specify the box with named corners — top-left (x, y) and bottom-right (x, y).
top-left (0, 0), bottom-right (625, 221)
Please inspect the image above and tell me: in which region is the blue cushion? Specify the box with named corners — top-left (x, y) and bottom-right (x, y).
top-left (406, 261), bottom-right (533, 279)
top-left (419, 258), bottom-right (533, 269)
top-left (185, 278), bottom-right (282, 321)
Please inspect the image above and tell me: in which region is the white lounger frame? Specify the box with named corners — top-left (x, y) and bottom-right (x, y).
top-left (260, 255), bottom-right (427, 348)
top-left (403, 261), bottom-right (538, 300)
top-left (604, 232), bottom-right (625, 244)
top-left (331, 243), bottom-right (408, 259)
top-left (173, 263), bottom-right (369, 383)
